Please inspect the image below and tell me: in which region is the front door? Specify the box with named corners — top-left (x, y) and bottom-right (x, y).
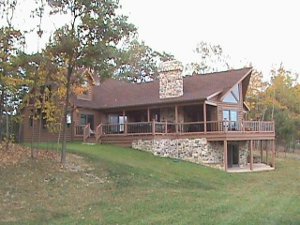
top-left (80, 114), bottom-right (94, 130)
top-left (227, 144), bottom-right (239, 167)
top-left (87, 115), bottom-right (94, 130)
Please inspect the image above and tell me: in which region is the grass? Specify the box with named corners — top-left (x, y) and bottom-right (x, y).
top-left (1, 143), bottom-right (300, 225)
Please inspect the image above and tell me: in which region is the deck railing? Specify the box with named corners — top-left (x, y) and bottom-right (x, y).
top-left (75, 120), bottom-right (275, 140)
top-left (75, 125), bottom-right (85, 136)
top-left (96, 124), bottom-right (102, 142)
top-left (83, 123), bottom-right (90, 142)
top-left (243, 121), bottom-right (274, 132)
top-left (99, 120), bottom-right (274, 136)
top-left (127, 122), bottom-right (152, 134)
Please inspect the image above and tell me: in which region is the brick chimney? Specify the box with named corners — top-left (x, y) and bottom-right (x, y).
top-left (159, 60), bottom-right (184, 99)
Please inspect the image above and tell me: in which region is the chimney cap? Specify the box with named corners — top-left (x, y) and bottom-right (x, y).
top-left (158, 60), bottom-right (183, 73)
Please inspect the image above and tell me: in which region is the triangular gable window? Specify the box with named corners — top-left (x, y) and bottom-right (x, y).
top-left (223, 85), bottom-right (240, 103)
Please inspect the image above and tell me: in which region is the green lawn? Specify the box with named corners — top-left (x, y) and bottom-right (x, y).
top-left (1, 143), bottom-right (300, 225)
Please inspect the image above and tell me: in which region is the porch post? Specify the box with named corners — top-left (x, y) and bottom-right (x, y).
top-left (99, 123), bottom-right (103, 137)
top-left (147, 107), bottom-right (150, 122)
top-left (250, 140), bottom-right (253, 171)
top-left (260, 140), bottom-right (263, 163)
top-left (224, 140), bottom-right (228, 172)
top-left (272, 140), bottom-right (276, 168)
top-left (152, 119), bottom-right (155, 135)
top-left (175, 105), bottom-right (178, 133)
top-left (123, 110), bottom-right (127, 134)
top-left (165, 121), bottom-right (168, 133)
top-left (203, 102), bottom-right (207, 133)
top-left (266, 141), bottom-right (269, 164)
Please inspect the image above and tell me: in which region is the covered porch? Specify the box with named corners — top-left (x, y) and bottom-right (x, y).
top-left (74, 101), bottom-right (275, 144)
top-left (223, 139), bottom-right (276, 172)
top-left (74, 102), bottom-right (217, 137)
top-left (99, 102), bottom-right (218, 131)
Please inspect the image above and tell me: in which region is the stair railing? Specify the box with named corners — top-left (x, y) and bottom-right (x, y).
top-left (96, 123), bottom-right (102, 143)
top-left (83, 123), bottom-right (90, 142)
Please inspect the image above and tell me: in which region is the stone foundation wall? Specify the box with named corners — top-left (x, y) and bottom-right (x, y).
top-left (132, 138), bottom-right (224, 166)
top-left (238, 141), bottom-right (249, 167)
top-left (132, 138), bottom-right (250, 169)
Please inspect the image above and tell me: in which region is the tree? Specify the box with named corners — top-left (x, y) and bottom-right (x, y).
top-left (246, 65), bottom-right (300, 148)
top-left (245, 69), bottom-right (268, 120)
top-left (17, 52), bottom-right (51, 155)
top-left (262, 65), bottom-right (300, 147)
top-left (46, 0), bottom-right (136, 163)
top-left (115, 39), bottom-right (174, 82)
top-left (188, 41), bottom-right (230, 74)
top-left (0, 0), bottom-right (25, 143)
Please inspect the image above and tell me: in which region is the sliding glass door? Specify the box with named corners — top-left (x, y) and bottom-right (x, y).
top-left (223, 110), bottom-right (238, 130)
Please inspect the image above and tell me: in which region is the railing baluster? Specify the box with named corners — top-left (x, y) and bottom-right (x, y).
top-left (152, 120), bottom-right (155, 135)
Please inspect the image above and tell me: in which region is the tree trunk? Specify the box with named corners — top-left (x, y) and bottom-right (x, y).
top-left (5, 110), bottom-right (9, 151)
top-left (31, 116), bottom-right (36, 158)
top-left (0, 87), bottom-right (5, 142)
top-left (31, 69), bottom-right (39, 158)
top-left (38, 112), bottom-right (42, 150)
top-left (61, 65), bottom-right (72, 164)
top-left (37, 91), bottom-right (45, 150)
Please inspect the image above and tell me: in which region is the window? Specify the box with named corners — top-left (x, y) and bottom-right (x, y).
top-left (66, 113), bottom-right (72, 127)
top-left (223, 85), bottom-right (240, 103)
top-left (82, 80), bottom-right (90, 95)
top-left (232, 85), bottom-right (240, 101)
top-left (118, 115), bottom-right (127, 132)
top-left (223, 110), bottom-right (238, 121)
top-left (108, 115), bottom-right (119, 124)
top-left (80, 114), bottom-right (94, 129)
top-left (108, 114), bottom-right (127, 133)
top-left (223, 110), bottom-right (238, 130)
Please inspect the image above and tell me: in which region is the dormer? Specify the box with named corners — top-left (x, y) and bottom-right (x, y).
top-left (76, 68), bottom-right (100, 101)
top-left (77, 80), bottom-right (92, 100)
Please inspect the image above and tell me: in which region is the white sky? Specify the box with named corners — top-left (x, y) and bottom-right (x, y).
top-left (10, 0), bottom-right (300, 79)
top-left (119, 0), bottom-right (300, 78)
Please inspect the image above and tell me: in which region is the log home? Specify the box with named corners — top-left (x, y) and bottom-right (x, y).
top-left (21, 61), bottom-right (275, 171)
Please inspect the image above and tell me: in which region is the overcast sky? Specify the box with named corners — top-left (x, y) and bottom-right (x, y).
top-left (119, 0), bottom-right (300, 78)
top-left (13, 0), bottom-right (300, 79)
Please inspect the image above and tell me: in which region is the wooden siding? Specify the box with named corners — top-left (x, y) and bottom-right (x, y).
top-left (22, 107), bottom-right (73, 143)
top-left (74, 107), bottom-right (105, 130)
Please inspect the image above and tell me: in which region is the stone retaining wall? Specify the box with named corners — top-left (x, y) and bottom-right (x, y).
top-left (132, 138), bottom-right (224, 166)
top-left (132, 138), bottom-right (249, 169)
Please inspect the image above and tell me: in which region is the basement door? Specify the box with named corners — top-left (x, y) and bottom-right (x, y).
top-left (227, 144), bottom-right (239, 168)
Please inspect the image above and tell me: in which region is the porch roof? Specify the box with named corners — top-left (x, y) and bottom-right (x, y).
top-left (75, 67), bottom-right (252, 110)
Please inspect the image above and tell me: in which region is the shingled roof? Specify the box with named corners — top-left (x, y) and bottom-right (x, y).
top-left (74, 67), bottom-right (252, 110)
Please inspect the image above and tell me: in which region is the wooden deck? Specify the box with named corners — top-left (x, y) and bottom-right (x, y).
top-left (75, 120), bottom-right (275, 146)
